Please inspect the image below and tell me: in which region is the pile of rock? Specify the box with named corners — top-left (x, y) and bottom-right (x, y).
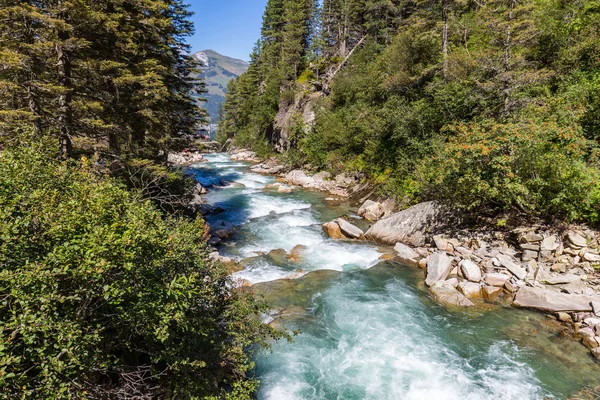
top-left (168, 151), bottom-right (205, 166)
top-left (251, 158), bottom-right (285, 174)
top-left (357, 199), bottom-right (394, 221)
top-left (283, 170), bottom-right (358, 197)
top-left (371, 202), bottom-right (600, 359)
top-left (322, 218), bottom-right (365, 240)
top-left (230, 149), bottom-right (260, 162)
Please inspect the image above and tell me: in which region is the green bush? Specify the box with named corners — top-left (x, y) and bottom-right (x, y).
top-left (0, 140), bottom-right (280, 399)
top-left (418, 120), bottom-right (600, 223)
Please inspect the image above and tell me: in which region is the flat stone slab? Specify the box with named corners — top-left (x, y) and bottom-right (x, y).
top-left (513, 286), bottom-right (600, 313)
top-left (497, 254), bottom-right (527, 280)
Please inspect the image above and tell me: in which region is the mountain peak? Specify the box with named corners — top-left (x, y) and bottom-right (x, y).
top-left (192, 50), bottom-right (249, 125)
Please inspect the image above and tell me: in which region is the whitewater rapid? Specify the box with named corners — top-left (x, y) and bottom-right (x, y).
top-left (190, 153), bottom-right (600, 400)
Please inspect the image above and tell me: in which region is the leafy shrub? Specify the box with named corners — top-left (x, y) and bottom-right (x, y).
top-left (0, 139), bottom-right (280, 399)
top-left (418, 120), bottom-right (600, 223)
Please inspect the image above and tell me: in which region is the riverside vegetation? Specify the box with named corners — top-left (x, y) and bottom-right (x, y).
top-left (0, 1), bottom-right (281, 398)
top-left (217, 0), bottom-right (600, 224)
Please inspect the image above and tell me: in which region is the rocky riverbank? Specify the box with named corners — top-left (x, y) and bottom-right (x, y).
top-left (321, 200), bottom-right (600, 361)
top-left (168, 151), bottom-right (205, 166)
top-left (198, 150), bottom-right (600, 363)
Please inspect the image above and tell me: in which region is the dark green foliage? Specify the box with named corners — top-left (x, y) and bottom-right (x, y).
top-left (0, 0), bottom-right (205, 159)
top-left (0, 138), bottom-right (280, 398)
top-left (220, 0), bottom-right (600, 223)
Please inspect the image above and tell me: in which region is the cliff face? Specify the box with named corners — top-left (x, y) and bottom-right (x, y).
top-left (272, 90), bottom-right (324, 152)
top-left (193, 50), bottom-right (249, 124)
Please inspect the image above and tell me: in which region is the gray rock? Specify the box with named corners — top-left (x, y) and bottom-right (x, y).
top-left (433, 235), bottom-right (453, 252)
top-left (592, 348), bottom-right (600, 361)
top-left (459, 259), bottom-right (482, 282)
top-left (568, 232), bottom-right (587, 248)
top-left (541, 235), bottom-right (558, 251)
top-left (358, 200), bottom-right (385, 221)
top-left (584, 317), bottom-right (600, 328)
top-left (583, 252), bottom-right (600, 262)
top-left (522, 250), bottom-right (538, 262)
top-left (520, 243), bottom-right (541, 251)
top-left (513, 286), bottom-right (600, 312)
top-left (497, 254), bottom-right (527, 280)
top-left (209, 220), bottom-right (237, 239)
top-left (458, 281), bottom-right (482, 299)
top-left (521, 232), bottom-right (543, 243)
top-left (285, 170), bottom-right (315, 186)
top-left (429, 281), bottom-right (475, 308)
top-left (365, 201), bottom-right (444, 247)
top-left (394, 242), bottom-right (420, 268)
top-left (592, 301), bottom-right (600, 317)
top-left (484, 273), bottom-right (510, 287)
top-left (483, 285), bottom-right (504, 301)
top-left (336, 218), bottom-right (364, 239)
top-left (556, 312), bottom-right (572, 322)
top-left (425, 252), bottom-right (453, 286)
top-left (313, 171), bottom-right (331, 181)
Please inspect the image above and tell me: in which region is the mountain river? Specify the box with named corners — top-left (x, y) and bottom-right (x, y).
top-left (190, 153), bottom-right (600, 400)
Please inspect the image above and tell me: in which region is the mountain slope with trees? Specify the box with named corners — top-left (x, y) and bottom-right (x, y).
top-left (193, 50), bottom-right (249, 124)
top-left (218, 0), bottom-right (600, 224)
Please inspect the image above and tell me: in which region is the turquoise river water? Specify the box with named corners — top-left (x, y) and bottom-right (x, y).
top-left (190, 153), bottom-right (600, 400)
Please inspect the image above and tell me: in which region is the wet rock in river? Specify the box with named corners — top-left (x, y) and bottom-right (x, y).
top-left (210, 219), bottom-right (237, 239)
top-left (458, 281), bottom-right (483, 299)
top-left (322, 221), bottom-right (345, 239)
top-left (336, 218), bottom-right (364, 239)
top-left (483, 285), bottom-right (504, 302)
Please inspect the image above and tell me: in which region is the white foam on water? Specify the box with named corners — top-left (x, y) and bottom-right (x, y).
top-left (302, 241), bottom-right (382, 272)
top-left (247, 194), bottom-right (311, 219)
top-left (257, 278), bottom-right (548, 400)
top-left (231, 260), bottom-right (302, 285)
top-left (232, 172), bottom-right (272, 189)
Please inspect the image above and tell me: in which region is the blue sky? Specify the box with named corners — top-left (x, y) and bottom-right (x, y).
top-left (186, 0), bottom-right (267, 61)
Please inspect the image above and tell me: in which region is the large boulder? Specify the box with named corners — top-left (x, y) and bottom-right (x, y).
top-left (425, 252), bottom-right (453, 286)
top-left (285, 170), bottom-right (315, 186)
top-left (365, 201), bottom-right (444, 246)
top-left (209, 220), bottom-right (236, 239)
top-left (513, 286), bottom-right (600, 313)
top-left (393, 242), bottom-right (420, 267)
top-left (336, 218), bottom-right (364, 239)
top-left (429, 281), bottom-right (475, 308)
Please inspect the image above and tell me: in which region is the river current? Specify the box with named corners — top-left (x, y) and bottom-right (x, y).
top-left (191, 153), bottom-right (600, 400)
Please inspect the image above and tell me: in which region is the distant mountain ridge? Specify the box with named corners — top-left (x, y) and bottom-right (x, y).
top-left (193, 50), bottom-right (249, 125)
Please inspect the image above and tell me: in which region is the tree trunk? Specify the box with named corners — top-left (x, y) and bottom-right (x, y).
top-left (57, 1), bottom-right (72, 158)
top-left (442, 0), bottom-right (449, 80)
top-left (502, 0), bottom-right (515, 117)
